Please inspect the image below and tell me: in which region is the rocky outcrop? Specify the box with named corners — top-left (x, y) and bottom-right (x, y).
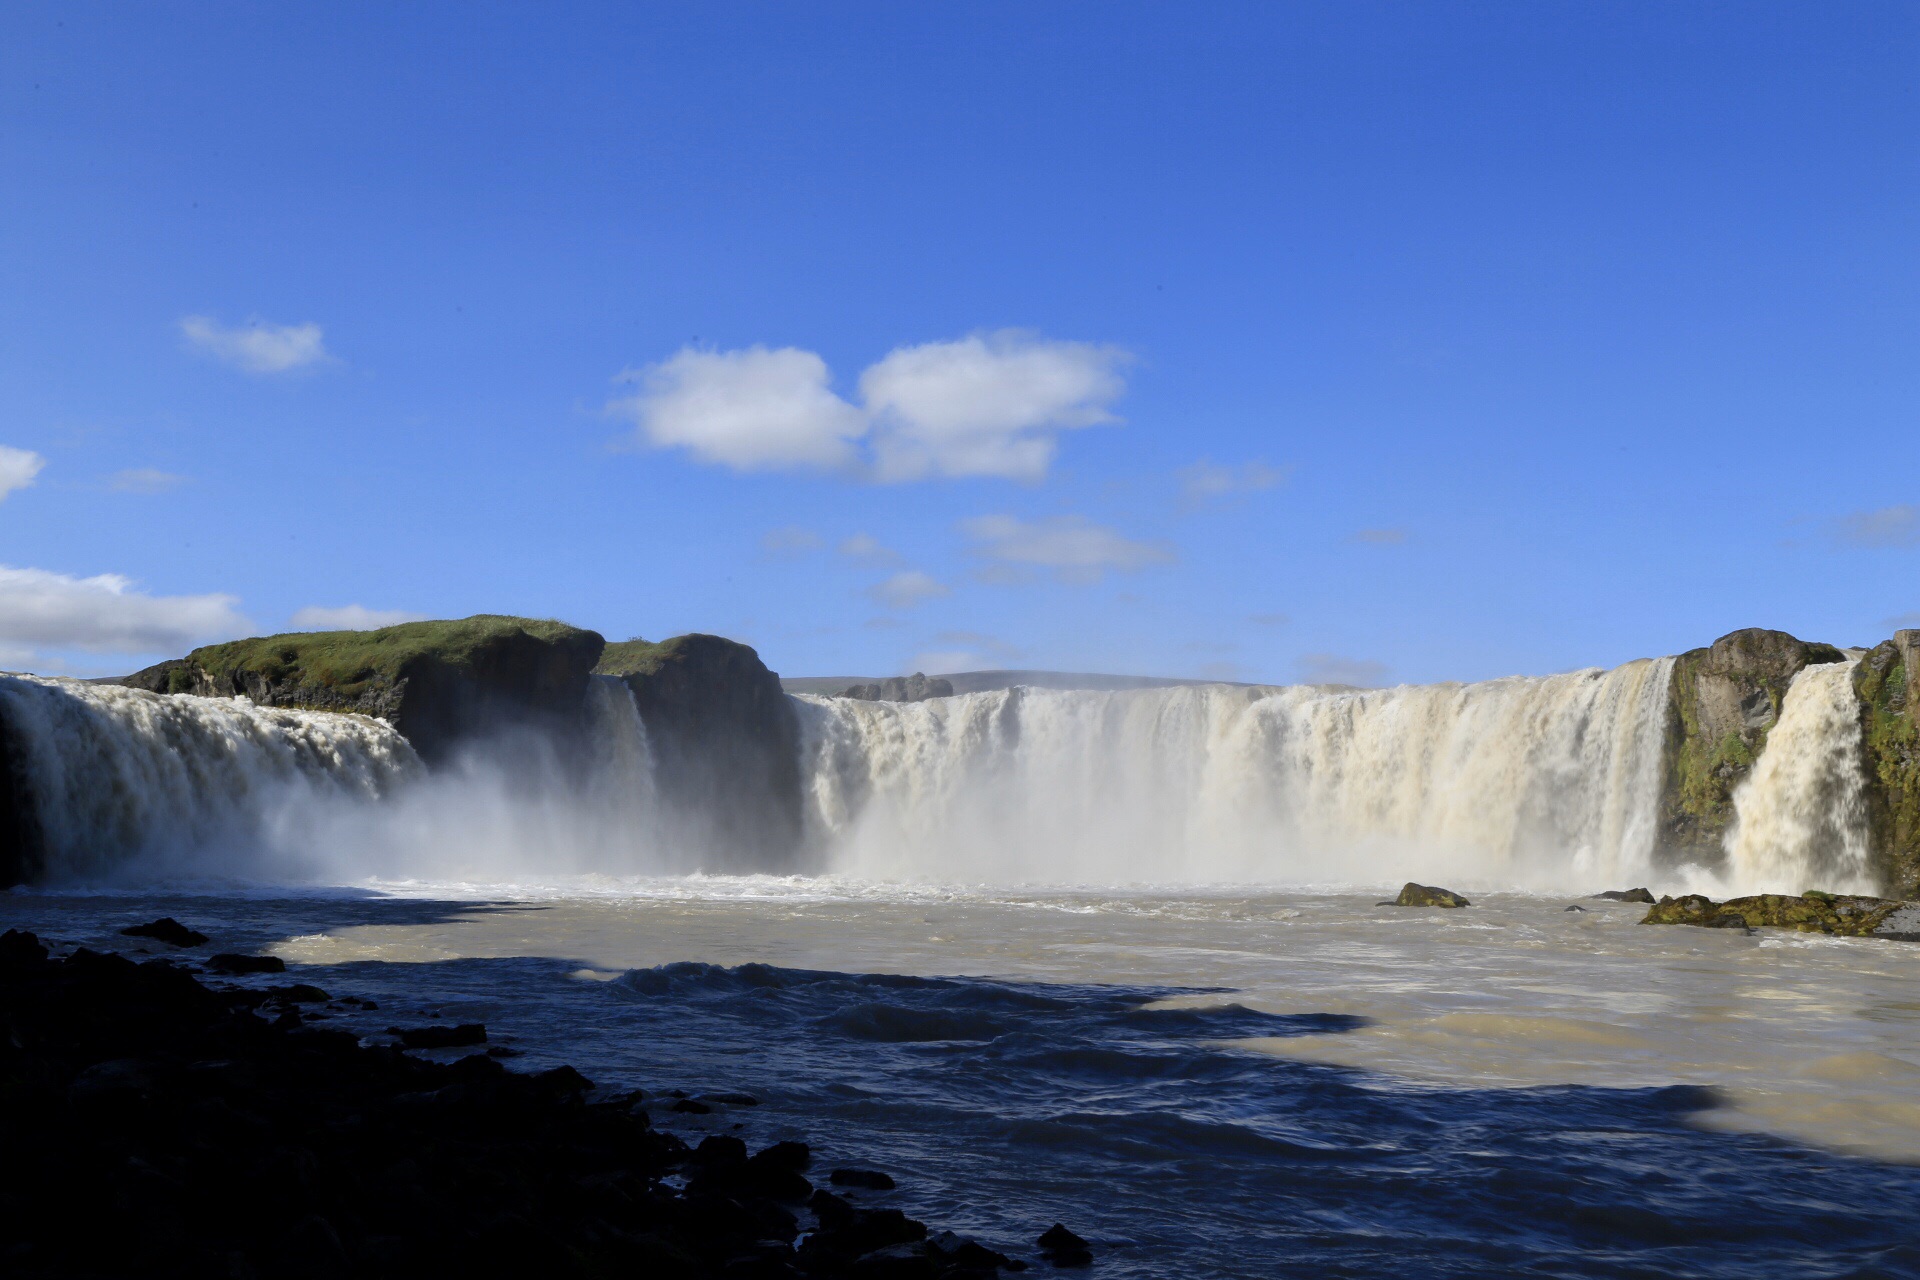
top-left (1591, 888), bottom-right (1656, 903)
top-left (1385, 883), bottom-right (1471, 908)
top-left (0, 711), bottom-right (41, 888)
top-left (120, 616), bottom-right (605, 766)
top-left (1855, 630), bottom-right (1920, 898)
top-left (1641, 890), bottom-right (1919, 938)
top-left (1655, 628), bottom-right (1847, 866)
top-left (839, 672), bottom-right (954, 703)
top-left (597, 634), bottom-right (803, 869)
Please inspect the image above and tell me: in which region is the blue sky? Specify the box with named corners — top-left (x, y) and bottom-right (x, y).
top-left (2, 2), bottom-right (1916, 684)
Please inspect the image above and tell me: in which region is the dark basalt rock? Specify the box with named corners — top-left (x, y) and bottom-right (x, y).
top-left (1390, 882), bottom-right (1472, 908)
top-left (395, 1023), bottom-right (486, 1049)
top-left (1564, 905), bottom-right (1587, 912)
top-left (840, 672), bottom-right (955, 703)
top-left (206, 952), bottom-right (287, 975)
top-left (120, 917), bottom-right (209, 947)
top-left (1037, 1223), bottom-right (1093, 1268)
top-left (597, 634), bottom-right (804, 870)
top-left (1592, 888), bottom-right (1656, 903)
top-left (0, 929), bottom-right (1025, 1279)
top-left (832, 1168), bottom-right (898, 1190)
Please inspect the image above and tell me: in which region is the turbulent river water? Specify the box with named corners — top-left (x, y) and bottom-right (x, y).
top-left (3, 660), bottom-right (1918, 1275)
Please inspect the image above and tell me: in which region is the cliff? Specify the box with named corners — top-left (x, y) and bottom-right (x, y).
top-left (120, 615), bottom-right (605, 766)
top-left (1655, 628), bottom-right (1845, 866)
top-left (597, 634), bottom-right (803, 868)
top-left (1855, 630), bottom-right (1920, 897)
top-left (838, 672), bottom-right (954, 703)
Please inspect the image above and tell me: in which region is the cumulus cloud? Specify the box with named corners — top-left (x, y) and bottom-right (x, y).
top-left (0, 446), bottom-right (46, 500)
top-left (289, 605), bottom-right (427, 632)
top-left (866, 570), bottom-right (951, 610)
top-left (1352, 528), bottom-right (1408, 546)
top-left (180, 315), bottom-right (329, 374)
top-left (1297, 653), bottom-right (1391, 688)
top-left (1176, 458), bottom-right (1289, 512)
top-left (610, 331), bottom-right (1128, 482)
top-left (1833, 505), bottom-right (1919, 549)
top-left (962, 514), bottom-right (1173, 583)
top-left (613, 346), bottom-right (867, 470)
top-left (0, 566), bottom-right (248, 662)
top-left (760, 526), bottom-right (824, 559)
top-left (837, 533), bottom-right (903, 566)
top-left (110, 467), bottom-right (187, 494)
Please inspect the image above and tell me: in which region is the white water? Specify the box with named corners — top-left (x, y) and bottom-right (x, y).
top-left (0, 674), bottom-right (418, 879)
top-left (0, 653), bottom-right (1887, 896)
top-left (1723, 660), bottom-right (1875, 894)
top-left (799, 659), bottom-right (1677, 890)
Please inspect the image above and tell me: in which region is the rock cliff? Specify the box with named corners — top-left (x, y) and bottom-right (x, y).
top-left (838, 672), bottom-right (954, 703)
top-left (1855, 630), bottom-right (1920, 897)
top-left (1655, 628), bottom-right (1846, 867)
top-left (119, 615), bottom-right (606, 766)
top-left (596, 634), bottom-right (803, 869)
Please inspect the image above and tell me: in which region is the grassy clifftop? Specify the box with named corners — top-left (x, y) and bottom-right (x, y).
top-left (186, 616), bottom-right (595, 700)
top-left (1856, 632), bottom-right (1920, 897)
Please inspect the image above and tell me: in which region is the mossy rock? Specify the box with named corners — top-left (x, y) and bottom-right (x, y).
top-left (1640, 891), bottom-right (1907, 936)
top-left (1855, 632), bottom-right (1920, 897)
top-left (1656, 628), bottom-right (1846, 867)
top-left (121, 615), bottom-right (605, 765)
top-left (1388, 882), bottom-right (1471, 908)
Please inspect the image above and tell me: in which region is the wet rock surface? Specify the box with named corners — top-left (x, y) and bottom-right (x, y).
top-left (838, 673), bottom-right (955, 704)
top-left (1387, 883), bottom-right (1472, 908)
top-left (120, 916), bottom-right (209, 946)
top-left (1591, 888), bottom-right (1656, 903)
top-left (0, 929), bottom-right (1037, 1278)
top-left (1639, 891), bottom-right (1918, 937)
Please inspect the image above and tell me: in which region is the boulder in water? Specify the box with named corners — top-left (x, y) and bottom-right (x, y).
top-left (1391, 883), bottom-right (1472, 908)
top-left (1038, 1222), bottom-right (1094, 1267)
top-left (396, 1023), bottom-right (487, 1049)
top-left (205, 952), bottom-right (286, 975)
top-left (119, 917), bottom-right (209, 947)
top-left (831, 1168), bottom-right (897, 1190)
top-left (1640, 891), bottom-right (1911, 936)
top-left (1591, 888), bottom-right (1656, 903)
top-left (1564, 905), bottom-right (1587, 912)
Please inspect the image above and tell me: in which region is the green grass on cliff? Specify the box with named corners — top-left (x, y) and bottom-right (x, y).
top-left (1857, 650), bottom-right (1920, 895)
top-left (188, 616), bottom-right (593, 698)
top-left (595, 637), bottom-right (679, 678)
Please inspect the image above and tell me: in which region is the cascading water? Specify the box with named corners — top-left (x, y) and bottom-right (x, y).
top-left (796, 657), bottom-right (1677, 890)
top-left (0, 674), bottom-right (418, 880)
top-left (1722, 660), bottom-right (1875, 895)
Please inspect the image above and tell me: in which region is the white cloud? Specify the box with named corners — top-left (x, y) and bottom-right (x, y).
top-left (866, 570), bottom-right (951, 610)
top-left (289, 604), bottom-right (427, 632)
top-left (962, 514), bottom-right (1173, 583)
top-left (1177, 458), bottom-right (1289, 512)
top-left (110, 467), bottom-right (187, 494)
top-left (1834, 505), bottom-right (1919, 549)
top-left (0, 566), bottom-right (248, 662)
top-left (760, 526), bottom-right (824, 559)
top-left (610, 330), bottom-right (1129, 482)
top-left (1352, 528), bottom-right (1408, 546)
top-left (861, 331), bottom-right (1128, 482)
top-left (838, 532), bottom-right (903, 566)
top-left (1297, 653), bottom-right (1391, 688)
top-left (611, 346), bottom-right (867, 470)
top-left (0, 446), bottom-right (46, 500)
top-left (180, 315), bottom-right (329, 374)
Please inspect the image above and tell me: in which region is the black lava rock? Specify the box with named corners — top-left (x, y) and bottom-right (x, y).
top-left (395, 1023), bottom-right (487, 1049)
top-left (1037, 1223), bottom-right (1093, 1268)
top-left (119, 917), bottom-right (209, 947)
top-left (832, 1168), bottom-right (898, 1190)
top-left (206, 952), bottom-right (286, 975)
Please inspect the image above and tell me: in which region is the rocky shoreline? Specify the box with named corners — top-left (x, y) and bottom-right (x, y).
top-left (0, 924), bottom-right (1082, 1278)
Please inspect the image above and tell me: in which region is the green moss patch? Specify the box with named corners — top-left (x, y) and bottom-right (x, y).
top-left (189, 616), bottom-right (593, 700)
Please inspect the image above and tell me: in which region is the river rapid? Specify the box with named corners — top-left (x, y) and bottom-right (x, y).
top-left (8, 880), bottom-right (1920, 1278)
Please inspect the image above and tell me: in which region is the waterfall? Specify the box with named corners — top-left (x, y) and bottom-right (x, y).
top-left (1722, 660), bottom-right (1875, 894)
top-left (0, 674), bottom-right (419, 881)
top-left (796, 657), bottom-right (1676, 890)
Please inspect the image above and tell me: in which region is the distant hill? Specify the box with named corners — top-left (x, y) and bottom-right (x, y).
top-left (781, 670), bottom-right (1252, 697)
